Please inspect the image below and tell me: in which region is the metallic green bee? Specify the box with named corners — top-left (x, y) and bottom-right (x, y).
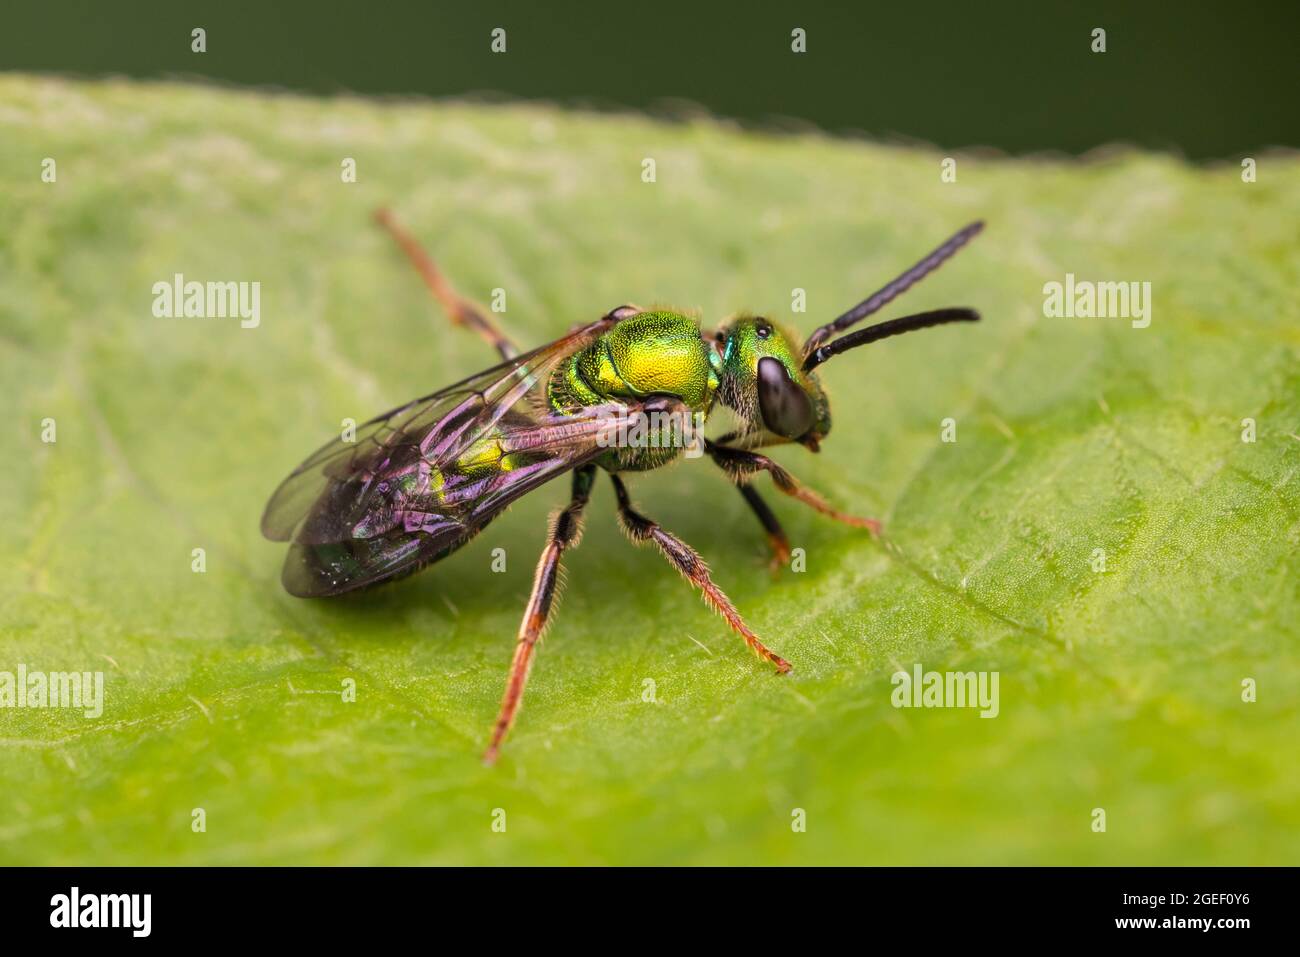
top-left (262, 212), bottom-right (984, 762)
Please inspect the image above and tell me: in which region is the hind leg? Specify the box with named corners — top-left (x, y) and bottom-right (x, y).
top-left (375, 208), bottom-right (519, 361)
top-left (483, 466), bottom-right (596, 764)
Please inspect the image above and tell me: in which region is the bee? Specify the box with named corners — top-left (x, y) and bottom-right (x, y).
top-left (262, 212), bottom-right (984, 763)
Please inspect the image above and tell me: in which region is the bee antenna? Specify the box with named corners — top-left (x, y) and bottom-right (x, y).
top-left (802, 308), bottom-right (980, 372)
top-left (803, 221), bottom-right (985, 360)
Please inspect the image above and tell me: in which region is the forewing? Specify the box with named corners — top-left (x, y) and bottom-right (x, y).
top-left (262, 317), bottom-right (615, 543)
top-left (261, 315), bottom-right (625, 596)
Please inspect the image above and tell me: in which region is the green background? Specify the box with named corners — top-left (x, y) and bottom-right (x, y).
top-left (3, 0), bottom-right (1297, 159)
top-left (1, 74), bottom-right (1297, 865)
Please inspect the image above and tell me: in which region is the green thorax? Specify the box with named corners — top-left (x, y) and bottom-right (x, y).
top-left (550, 311), bottom-right (720, 412)
top-left (549, 310), bottom-right (720, 471)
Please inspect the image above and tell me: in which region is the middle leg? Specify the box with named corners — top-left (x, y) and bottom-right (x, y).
top-left (609, 474), bottom-right (790, 673)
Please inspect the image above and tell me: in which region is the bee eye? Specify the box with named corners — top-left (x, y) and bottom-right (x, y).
top-left (756, 357), bottom-right (814, 439)
top-left (755, 320), bottom-right (772, 340)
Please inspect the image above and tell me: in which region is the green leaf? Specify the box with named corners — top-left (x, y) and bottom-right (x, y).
top-left (2, 76), bottom-right (1297, 865)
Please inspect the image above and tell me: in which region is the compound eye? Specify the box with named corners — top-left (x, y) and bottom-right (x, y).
top-left (756, 357), bottom-right (815, 439)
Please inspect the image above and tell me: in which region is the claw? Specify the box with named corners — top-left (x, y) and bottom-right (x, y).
top-left (767, 536), bottom-right (792, 574)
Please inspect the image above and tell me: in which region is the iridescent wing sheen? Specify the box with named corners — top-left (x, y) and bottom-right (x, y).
top-left (261, 316), bottom-right (623, 597)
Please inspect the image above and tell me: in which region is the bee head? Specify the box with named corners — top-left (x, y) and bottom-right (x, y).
top-left (714, 316), bottom-right (831, 450)
top-left (711, 222), bottom-right (987, 453)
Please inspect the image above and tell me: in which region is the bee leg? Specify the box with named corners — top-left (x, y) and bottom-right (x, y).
top-left (483, 466), bottom-right (596, 765)
top-left (374, 208), bottom-right (520, 361)
top-left (737, 483), bottom-right (793, 573)
top-left (706, 441), bottom-right (882, 536)
top-left (609, 474), bottom-right (791, 674)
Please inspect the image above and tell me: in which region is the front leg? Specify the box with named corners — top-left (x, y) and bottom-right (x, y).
top-left (706, 441), bottom-right (882, 536)
top-left (483, 465), bottom-right (596, 765)
top-left (737, 483), bottom-right (793, 572)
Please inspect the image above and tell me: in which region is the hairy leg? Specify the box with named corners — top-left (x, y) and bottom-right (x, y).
top-left (609, 474), bottom-right (790, 673)
top-left (375, 208), bottom-right (520, 361)
top-left (483, 466), bottom-right (596, 764)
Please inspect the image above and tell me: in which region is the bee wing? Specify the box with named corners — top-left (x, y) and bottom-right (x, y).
top-left (277, 400), bottom-right (634, 597)
top-left (260, 315), bottom-right (632, 597)
top-left (261, 316), bottom-right (619, 543)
